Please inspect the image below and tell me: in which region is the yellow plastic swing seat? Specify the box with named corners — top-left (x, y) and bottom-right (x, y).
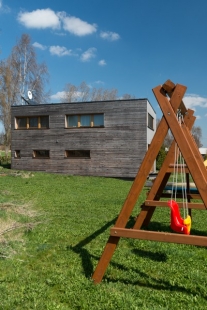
top-left (183, 215), bottom-right (191, 234)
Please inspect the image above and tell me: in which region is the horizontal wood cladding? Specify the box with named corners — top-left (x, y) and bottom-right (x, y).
top-left (11, 99), bottom-right (154, 178)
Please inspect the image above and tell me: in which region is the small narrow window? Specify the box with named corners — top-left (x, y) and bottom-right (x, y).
top-left (65, 150), bottom-right (90, 158)
top-left (33, 150), bottom-right (50, 158)
top-left (148, 113), bottom-right (154, 130)
top-left (14, 150), bottom-right (21, 158)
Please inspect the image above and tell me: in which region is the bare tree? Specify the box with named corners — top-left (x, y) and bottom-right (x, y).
top-left (0, 59), bottom-right (16, 152)
top-left (156, 119), bottom-right (203, 149)
top-left (62, 83), bottom-right (78, 102)
top-left (90, 87), bottom-right (118, 101)
top-left (10, 33), bottom-right (49, 105)
top-left (62, 81), bottom-right (119, 102)
top-left (0, 132), bottom-right (4, 145)
top-left (191, 125), bottom-right (202, 147)
top-left (0, 33), bottom-right (49, 150)
top-left (122, 93), bottom-right (136, 99)
top-left (79, 81), bottom-right (90, 102)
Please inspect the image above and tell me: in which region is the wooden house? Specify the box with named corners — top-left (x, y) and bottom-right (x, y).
top-left (11, 99), bottom-right (156, 178)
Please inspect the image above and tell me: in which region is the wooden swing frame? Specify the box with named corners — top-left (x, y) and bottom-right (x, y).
top-left (92, 80), bottom-right (207, 284)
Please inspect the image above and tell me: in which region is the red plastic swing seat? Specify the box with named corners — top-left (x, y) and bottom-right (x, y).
top-left (167, 200), bottom-right (190, 235)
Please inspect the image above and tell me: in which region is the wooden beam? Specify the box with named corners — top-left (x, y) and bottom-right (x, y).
top-left (161, 193), bottom-right (201, 200)
top-left (134, 105), bottom-right (195, 229)
top-left (92, 82), bottom-right (188, 284)
top-left (144, 200), bottom-right (206, 210)
top-left (153, 85), bottom-right (207, 208)
top-left (110, 228), bottom-right (207, 247)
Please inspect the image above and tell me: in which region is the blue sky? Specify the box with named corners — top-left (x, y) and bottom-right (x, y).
top-left (1, 0), bottom-right (207, 145)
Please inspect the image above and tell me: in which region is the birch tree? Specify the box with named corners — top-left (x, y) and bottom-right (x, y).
top-left (0, 34), bottom-right (49, 149)
top-left (10, 34), bottom-right (49, 105)
top-left (0, 59), bottom-right (16, 152)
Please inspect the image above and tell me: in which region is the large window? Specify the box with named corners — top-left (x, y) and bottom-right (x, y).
top-left (33, 150), bottom-right (50, 158)
top-left (148, 113), bottom-right (154, 130)
top-left (15, 116), bottom-right (49, 129)
top-left (66, 114), bottom-right (104, 128)
top-left (65, 150), bottom-right (90, 158)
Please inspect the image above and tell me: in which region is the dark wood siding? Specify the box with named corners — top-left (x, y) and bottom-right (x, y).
top-left (11, 99), bottom-right (150, 178)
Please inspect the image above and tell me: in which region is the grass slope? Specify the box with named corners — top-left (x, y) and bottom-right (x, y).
top-left (0, 167), bottom-right (207, 309)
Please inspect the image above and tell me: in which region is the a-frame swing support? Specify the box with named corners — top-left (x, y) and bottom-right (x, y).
top-left (92, 80), bottom-right (207, 284)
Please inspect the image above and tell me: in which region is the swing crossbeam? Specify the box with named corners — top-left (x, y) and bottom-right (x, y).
top-left (143, 200), bottom-right (206, 210)
top-left (110, 228), bottom-right (207, 247)
top-left (92, 79), bottom-right (207, 284)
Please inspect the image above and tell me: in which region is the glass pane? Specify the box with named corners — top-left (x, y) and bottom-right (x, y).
top-left (17, 118), bottom-right (27, 128)
top-left (33, 150), bottom-right (49, 158)
top-left (15, 150), bottom-right (21, 158)
top-left (40, 116), bottom-right (49, 128)
top-left (66, 150), bottom-right (90, 158)
top-left (68, 115), bottom-right (78, 127)
top-left (148, 114), bottom-right (154, 130)
top-left (80, 115), bottom-right (91, 127)
top-left (29, 117), bottom-right (38, 128)
top-left (94, 114), bottom-right (104, 126)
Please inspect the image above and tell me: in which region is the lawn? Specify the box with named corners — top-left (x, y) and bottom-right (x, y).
top-left (0, 167), bottom-right (207, 309)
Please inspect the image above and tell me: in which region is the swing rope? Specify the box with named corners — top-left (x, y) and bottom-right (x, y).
top-left (168, 110), bottom-right (191, 235)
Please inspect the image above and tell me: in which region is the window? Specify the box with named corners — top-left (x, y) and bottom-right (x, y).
top-left (15, 116), bottom-right (49, 129)
top-left (80, 115), bottom-right (91, 127)
top-left (148, 113), bottom-right (154, 130)
top-left (33, 150), bottom-right (50, 158)
top-left (68, 115), bottom-right (78, 127)
top-left (94, 114), bottom-right (104, 126)
top-left (65, 150), bottom-right (90, 158)
top-left (29, 117), bottom-right (38, 128)
top-left (14, 150), bottom-right (21, 158)
top-left (66, 114), bottom-right (104, 128)
top-left (16, 117), bottom-right (27, 129)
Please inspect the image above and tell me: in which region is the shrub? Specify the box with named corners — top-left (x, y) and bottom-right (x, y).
top-left (156, 146), bottom-right (167, 170)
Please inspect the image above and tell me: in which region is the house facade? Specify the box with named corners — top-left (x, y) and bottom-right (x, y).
top-left (11, 99), bottom-right (156, 178)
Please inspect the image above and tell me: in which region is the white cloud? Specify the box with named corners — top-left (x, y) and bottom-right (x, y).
top-left (17, 8), bottom-right (60, 29)
top-left (98, 59), bottom-right (106, 66)
top-left (0, 0), bottom-right (10, 13)
top-left (100, 31), bottom-right (120, 41)
top-left (50, 91), bottom-right (66, 102)
top-left (49, 45), bottom-right (72, 56)
top-left (33, 42), bottom-right (47, 50)
top-left (54, 32), bottom-right (66, 36)
top-left (60, 13), bottom-right (97, 36)
top-left (51, 90), bottom-right (82, 102)
top-left (80, 47), bottom-right (97, 62)
top-left (183, 94), bottom-right (207, 110)
top-left (94, 80), bottom-right (104, 85)
top-left (17, 8), bottom-right (97, 37)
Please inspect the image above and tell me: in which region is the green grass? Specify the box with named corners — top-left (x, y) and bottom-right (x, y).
top-left (0, 167), bottom-right (207, 309)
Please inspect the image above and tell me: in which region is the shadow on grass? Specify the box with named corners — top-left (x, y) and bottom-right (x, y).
top-left (67, 217), bottom-right (207, 299)
top-left (68, 217), bottom-right (169, 277)
top-left (132, 248), bottom-right (167, 262)
top-left (67, 217), bottom-right (118, 278)
top-left (103, 260), bottom-right (207, 299)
